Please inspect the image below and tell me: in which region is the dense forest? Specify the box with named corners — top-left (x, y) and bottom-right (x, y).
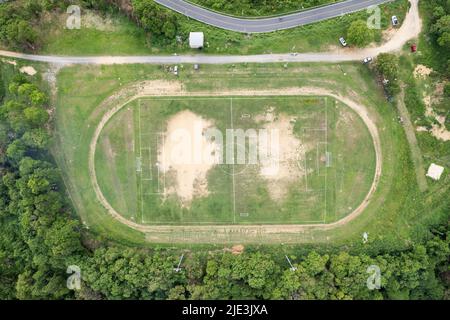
top-left (0, 0), bottom-right (449, 300)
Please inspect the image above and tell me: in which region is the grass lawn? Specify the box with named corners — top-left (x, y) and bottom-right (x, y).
top-left (38, 12), bottom-right (151, 55)
top-left (52, 59), bottom-right (449, 248)
top-left (30, 0), bottom-right (408, 55)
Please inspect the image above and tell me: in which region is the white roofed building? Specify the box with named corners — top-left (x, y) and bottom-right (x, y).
top-left (189, 32), bottom-right (204, 49)
top-left (426, 163), bottom-right (444, 181)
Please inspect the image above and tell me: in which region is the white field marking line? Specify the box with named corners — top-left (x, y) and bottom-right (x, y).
top-left (317, 142), bottom-right (328, 177)
top-left (140, 132), bottom-right (170, 135)
top-left (302, 101), bottom-right (328, 222)
top-left (316, 143), bottom-right (320, 175)
top-left (132, 219), bottom-right (326, 225)
top-left (162, 133), bottom-right (167, 197)
top-left (303, 128), bottom-right (309, 192)
top-left (131, 108), bottom-right (135, 156)
top-left (131, 108), bottom-right (137, 222)
top-left (301, 127), bottom-right (327, 131)
top-left (335, 158), bottom-right (338, 222)
top-left (230, 97), bottom-right (237, 224)
top-left (335, 138), bottom-right (338, 222)
top-left (148, 138), bottom-right (153, 180)
top-left (324, 97), bottom-right (329, 223)
top-left (139, 96), bottom-right (330, 101)
top-left (139, 96), bottom-right (330, 223)
top-left (157, 134), bottom-right (161, 194)
top-left (138, 100), bottom-right (144, 223)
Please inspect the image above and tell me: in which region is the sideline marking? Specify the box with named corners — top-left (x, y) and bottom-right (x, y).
top-left (230, 97), bottom-right (237, 224)
top-left (109, 96), bottom-right (350, 225)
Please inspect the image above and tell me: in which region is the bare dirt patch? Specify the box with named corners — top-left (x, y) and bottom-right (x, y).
top-left (139, 80), bottom-right (184, 96)
top-left (230, 245), bottom-right (244, 255)
top-left (382, 27), bottom-right (397, 42)
top-left (430, 125), bottom-right (450, 141)
top-left (158, 110), bottom-right (218, 206)
top-left (414, 64), bottom-right (433, 79)
top-left (19, 66), bottom-right (37, 76)
top-left (256, 108), bottom-right (304, 201)
top-left (420, 82), bottom-right (450, 141)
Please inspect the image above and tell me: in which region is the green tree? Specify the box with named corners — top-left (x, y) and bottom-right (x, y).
top-left (376, 53), bottom-right (399, 80)
top-left (6, 140), bottom-right (27, 163)
top-left (432, 15), bottom-right (450, 48)
top-left (347, 20), bottom-right (373, 47)
top-left (23, 106), bottom-right (49, 127)
top-left (21, 128), bottom-right (50, 149)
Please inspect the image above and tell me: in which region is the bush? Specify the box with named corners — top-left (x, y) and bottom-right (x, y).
top-left (347, 20), bottom-right (373, 47)
top-left (444, 82), bottom-right (450, 97)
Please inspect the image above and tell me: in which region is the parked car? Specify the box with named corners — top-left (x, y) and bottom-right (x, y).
top-left (391, 15), bottom-right (399, 26)
top-left (339, 37), bottom-right (347, 47)
top-left (363, 57), bottom-right (373, 64)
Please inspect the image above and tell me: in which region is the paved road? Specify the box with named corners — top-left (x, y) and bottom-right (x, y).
top-left (155, 0), bottom-right (394, 33)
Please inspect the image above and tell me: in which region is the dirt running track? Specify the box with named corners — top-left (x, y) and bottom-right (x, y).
top-left (88, 83), bottom-right (382, 243)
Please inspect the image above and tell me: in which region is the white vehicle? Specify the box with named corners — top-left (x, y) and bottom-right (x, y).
top-left (363, 57), bottom-right (373, 64)
top-left (173, 66), bottom-right (178, 76)
top-left (339, 37), bottom-right (347, 47)
top-left (391, 15), bottom-right (399, 26)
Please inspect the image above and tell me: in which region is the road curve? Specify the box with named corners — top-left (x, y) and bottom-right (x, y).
top-left (155, 0), bottom-right (394, 33)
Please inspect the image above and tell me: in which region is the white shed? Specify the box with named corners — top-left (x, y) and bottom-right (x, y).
top-left (189, 32), bottom-right (204, 49)
top-left (426, 163), bottom-right (444, 181)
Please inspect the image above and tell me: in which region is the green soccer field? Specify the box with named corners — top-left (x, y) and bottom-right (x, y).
top-left (94, 96), bottom-right (376, 225)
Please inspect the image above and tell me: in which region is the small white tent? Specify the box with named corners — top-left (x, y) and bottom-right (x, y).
top-left (426, 163), bottom-right (444, 181)
top-left (189, 32), bottom-right (204, 49)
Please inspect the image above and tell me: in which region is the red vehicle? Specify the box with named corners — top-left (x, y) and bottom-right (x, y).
top-left (411, 44), bottom-right (417, 52)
